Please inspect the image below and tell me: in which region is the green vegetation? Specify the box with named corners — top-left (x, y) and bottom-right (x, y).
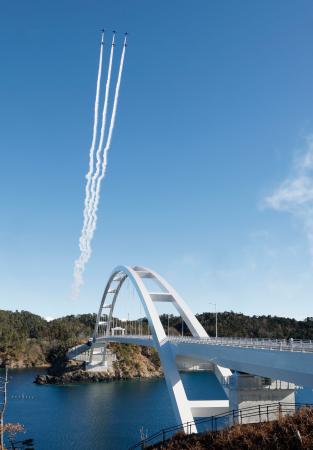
top-left (162, 312), bottom-right (313, 339)
top-left (1, 309), bottom-right (313, 368)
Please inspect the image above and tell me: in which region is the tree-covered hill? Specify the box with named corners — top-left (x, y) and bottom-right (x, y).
top-left (0, 310), bottom-right (96, 367)
top-left (163, 311), bottom-right (313, 340)
top-left (1, 309), bottom-right (313, 368)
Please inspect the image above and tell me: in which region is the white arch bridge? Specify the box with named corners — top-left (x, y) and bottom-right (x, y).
top-left (68, 265), bottom-right (313, 433)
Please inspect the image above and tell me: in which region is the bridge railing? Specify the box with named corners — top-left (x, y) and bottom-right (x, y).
top-left (98, 334), bottom-right (313, 353)
top-left (129, 402), bottom-right (313, 449)
top-left (169, 336), bottom-right (313, 353)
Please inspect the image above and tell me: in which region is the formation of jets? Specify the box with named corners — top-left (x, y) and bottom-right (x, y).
top-left (100, 30), bottom-right (128, 46)
top-left (101, 29), bottom-right (128, 35)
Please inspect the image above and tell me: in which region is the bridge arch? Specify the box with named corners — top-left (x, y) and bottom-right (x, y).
top-left (90, 265), bottom-right (212, 429)
top-left (89, 265), bottom-right (230, 431)
top-left (93, 265), bottom-right (208, 341)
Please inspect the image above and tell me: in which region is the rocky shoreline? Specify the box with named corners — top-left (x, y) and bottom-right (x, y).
top-left (35, 369), bottom-right (119, 385)
top-left (35, 366), bottom-right (163, 385)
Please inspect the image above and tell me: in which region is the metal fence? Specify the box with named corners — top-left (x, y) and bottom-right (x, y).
top-left (129, 402), bottom-right (313, 449)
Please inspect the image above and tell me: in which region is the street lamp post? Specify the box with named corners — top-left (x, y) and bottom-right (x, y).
top-left (208, 302), bottom-right (217, 340)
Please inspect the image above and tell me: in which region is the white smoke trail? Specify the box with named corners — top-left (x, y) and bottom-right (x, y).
top-left (83, 33), bottom-right (116, 256)
top-left (79, 31), bottom-right (104, 255)
top-left (85, 37), bottom-right (127, 245)
top-left (72, 32), bottom-right (105, 297)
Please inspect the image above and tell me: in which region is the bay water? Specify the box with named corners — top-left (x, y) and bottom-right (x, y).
top-left (3, 369), bottom-right (313, 450)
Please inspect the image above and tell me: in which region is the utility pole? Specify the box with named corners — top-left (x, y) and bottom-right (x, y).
top-left (0, 367), bottom-right (8, 450)
top-left (208, 302), bottom-right (217, 340)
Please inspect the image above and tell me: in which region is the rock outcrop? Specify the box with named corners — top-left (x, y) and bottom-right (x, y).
top-left (35, 369), bottom-right (116, 385)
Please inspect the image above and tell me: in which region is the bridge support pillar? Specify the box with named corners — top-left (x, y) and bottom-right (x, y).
top-left (228, 372), bottom-right (295, 424)
top-left (86, 347), bottom-right (116, 372)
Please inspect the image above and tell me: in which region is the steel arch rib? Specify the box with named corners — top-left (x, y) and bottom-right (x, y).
top-left (140, 266), bottom-right (208, 338)
top-left (91, 265), bottom-right (199, 430)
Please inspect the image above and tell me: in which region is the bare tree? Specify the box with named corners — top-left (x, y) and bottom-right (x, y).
top-left (0, 367), bottom-right (8, 450)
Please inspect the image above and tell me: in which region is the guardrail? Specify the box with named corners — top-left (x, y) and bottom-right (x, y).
top-left (129, 402), bottom-right (313, 449)
top-left (98, 334), bottom-right (313, 353)
top-left (170, 336), bottom-right (313, 353)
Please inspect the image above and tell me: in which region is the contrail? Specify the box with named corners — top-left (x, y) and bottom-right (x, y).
top-left (83, 32), bottom-right (116, 256)
top-left (73, 33), bottom-right (127, 297)
top-left (74, 32), bottom-right (115, 292)
top-left (79, 31), bottom-right (104, 256)
top-left (86, 35), bottom-right (127, 245)
top-left (72, 31), bottom-right (105, 297)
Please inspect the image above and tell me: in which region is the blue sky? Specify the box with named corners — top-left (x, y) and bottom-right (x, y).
top-left (1, 0), bottom-right (313, 320)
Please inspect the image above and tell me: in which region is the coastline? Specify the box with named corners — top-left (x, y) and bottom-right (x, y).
top-left (34, 369), bottom-right (163, 385)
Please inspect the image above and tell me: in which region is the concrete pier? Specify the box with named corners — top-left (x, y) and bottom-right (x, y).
top-left (228, 372), bottom-right (295, 423)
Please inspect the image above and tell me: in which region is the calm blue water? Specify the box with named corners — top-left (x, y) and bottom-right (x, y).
top-left (2, 369), bottom-right (313, 450)
top-left (3, 369), bottom-right (228, 450)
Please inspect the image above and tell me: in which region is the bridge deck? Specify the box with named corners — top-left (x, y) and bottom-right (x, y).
top-left (96, 335), bottom-right (313, 353)
top-left (94, 335), bottom-right (313, 388)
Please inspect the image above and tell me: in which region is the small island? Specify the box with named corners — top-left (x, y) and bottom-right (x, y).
top-left (34, 343), bottom-right (162, 385)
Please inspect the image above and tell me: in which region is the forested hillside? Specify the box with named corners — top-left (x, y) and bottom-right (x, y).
top-left (1, 309), bottom-right (313, 367)
top-left (164, 311), bottom-right (313, 340)
top-left (0, 310), bottom-right (95, 367)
